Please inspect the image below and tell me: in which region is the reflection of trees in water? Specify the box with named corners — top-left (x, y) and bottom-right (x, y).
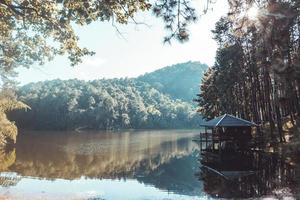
top-left (0, 147), bottom-right (20, 187)
top-left (199, 152), bottom-right (297, 199)
top-left (0, 131), bottom-right (202, 196)
top-left (137, 150), bottom-right (201, 196)
top-left (0, 148), bottom-right (16, 172)
top-left (1, 131), bottom-right (198, 182)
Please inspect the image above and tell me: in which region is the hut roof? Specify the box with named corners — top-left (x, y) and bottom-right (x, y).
top-left (201, 114), bottom-right (258, 127)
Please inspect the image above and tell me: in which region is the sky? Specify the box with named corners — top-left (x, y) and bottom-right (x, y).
top-left (16, 0), bottom-right (228, 85)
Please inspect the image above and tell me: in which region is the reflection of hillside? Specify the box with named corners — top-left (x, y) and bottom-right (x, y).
top-left (7, 130), bottom-right (198, 180)
top-left (137, 150), bottom-right (201, 196)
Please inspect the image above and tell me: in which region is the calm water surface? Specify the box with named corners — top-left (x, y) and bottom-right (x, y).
top-left (0, 130), bottom-right (208, 200)
top-left (0, 130), bottom-right (299, 200)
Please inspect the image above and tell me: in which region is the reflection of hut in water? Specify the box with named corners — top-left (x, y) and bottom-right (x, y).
top-left (199, 152), bottom-right (296, 199)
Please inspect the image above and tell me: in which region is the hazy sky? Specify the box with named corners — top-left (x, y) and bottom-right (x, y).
top-left (17, 0), bottom-right (228, 85)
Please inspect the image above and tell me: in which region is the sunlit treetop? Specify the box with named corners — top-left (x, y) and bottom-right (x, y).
top-left (0, 0), bottom-right (198, 85)
top-left (227, 0), bottom-right (300, 75)
top-left (227, 0), bottom-right (299, 35)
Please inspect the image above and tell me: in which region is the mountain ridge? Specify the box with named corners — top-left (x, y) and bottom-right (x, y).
top-left (137, 61), bottom-right (208, 102)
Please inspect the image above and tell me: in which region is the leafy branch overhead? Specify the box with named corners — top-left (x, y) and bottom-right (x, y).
top-left (0, 0), bottom-right (151, 69)
top-left (0, 89), bottom-right (29, 146)
top-left (153, 0), bottom-right (197, 43)
top-left (0, 0), bottom-right (199, 83)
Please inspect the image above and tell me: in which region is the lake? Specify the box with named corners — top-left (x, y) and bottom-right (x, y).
top-left (0, 130), bottom-right (299, 200)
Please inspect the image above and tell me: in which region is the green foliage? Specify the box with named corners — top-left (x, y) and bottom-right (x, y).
top-left (137, 61), bottom-right (208, 102)
top-left (0, 0), bottom-right (200, 85)
top-left (0, 0), bottom-right (151, 81)
top-left (11, 78), bottom-right (201, 130)
top-left (153, 0), bottom-right (197, 43)
top-left (0, 89), bottom-right (29, 146)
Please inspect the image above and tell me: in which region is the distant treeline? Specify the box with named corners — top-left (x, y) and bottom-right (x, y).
top-left (10, 62), bottom-right (207, 130)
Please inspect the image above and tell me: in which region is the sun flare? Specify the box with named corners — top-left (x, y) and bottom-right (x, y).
top-left (247, 6), bottom-right (259, 20)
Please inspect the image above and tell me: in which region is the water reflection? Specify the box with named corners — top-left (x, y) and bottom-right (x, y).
top-left (0, 148), bottom-right (15, 172)
top-left (12, 130), bottom-right (198, 179)
top-left (0, 130), bottom-right (203, 199)
top-left (199, 151), bottom-right (298, 199)
top-left (0, 147), bottom-right (19, 188)
top-left (1, 130), bottom-right (299, 199)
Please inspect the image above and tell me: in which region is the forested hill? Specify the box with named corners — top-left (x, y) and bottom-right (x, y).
top-left (137, 61), bottom-right (208, 102)
top-left (10, 62), bottom-right (207, 130)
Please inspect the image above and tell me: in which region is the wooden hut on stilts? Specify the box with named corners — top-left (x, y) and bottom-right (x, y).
top-left (198, 114), bottom-right (259, 172)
